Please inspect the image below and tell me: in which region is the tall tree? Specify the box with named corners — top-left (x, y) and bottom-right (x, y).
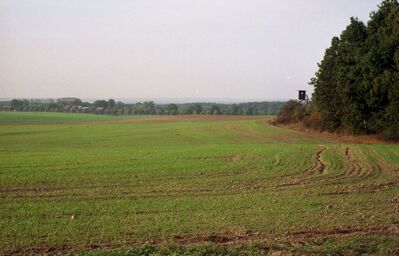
top-left (336, 17), bottom-right (368, 133)
top-left (310, 0), bottom-right (399, 138)
top-left (310, 36), bottom-right (342, 131)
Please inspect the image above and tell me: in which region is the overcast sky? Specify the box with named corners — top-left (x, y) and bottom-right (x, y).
top-left (0, 0), bottom-right (381, 102)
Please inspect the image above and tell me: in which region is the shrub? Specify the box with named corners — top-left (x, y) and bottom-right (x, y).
top-left (276, 100), bottom-right (307, 124)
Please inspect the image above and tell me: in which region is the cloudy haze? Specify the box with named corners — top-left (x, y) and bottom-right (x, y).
top-left (0, 0), bottom-right (381, 102)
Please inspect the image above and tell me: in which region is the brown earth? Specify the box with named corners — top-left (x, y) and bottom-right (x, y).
top-left (4, 222), bottom-right (398, 256)
top-left (275, 122), bottom-right (398, 145)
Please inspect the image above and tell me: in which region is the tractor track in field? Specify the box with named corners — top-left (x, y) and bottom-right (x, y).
top-left (274, 145), bottom-right (399, 195)
top-left (345, 147), bottom-right (363, 177)
top-left (320, 146), bottom-right (368, 180)
top-left (304, 179), bottom-right (399, 196)
top-left (313, 146), bottom-right (326, 174)
top-left (301, 146), bottom-right (399, 195)
top-left (276, 146), bottom-right (327, 188)
top-left (3, 146), bottom-right (397, 200)
top-left (338, 147), bottom-right (399, 192)
top-left (3, 222), bottom-right (399, 256)
top-left (321, 147), bottom-right (368, 184)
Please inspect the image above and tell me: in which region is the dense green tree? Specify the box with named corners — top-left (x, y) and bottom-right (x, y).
top-left (336, 17), bottom-right (368, 133)
top-left (179, 105), bottom-right (194, 115)
top-left (10, 99), bottom-right (23, 111)
top-left (108, 99), bottom-right (116, 108)
top-left (309, 0), bottom-right (399, 139)
top-left (142, 101), bottom-right (156, 114)
top-left (310, 36), bottom-right (342, 131)
top-left (210, 105), bottom-right (221, 115)
top-left (93, 100), bottom-right (108, 109)
top-left (245, 106), bottom-right (257, 115)
top-left (193, 104), bottom-right (203, 114)
top-left (363, 0), bottom-right (399, 136)
top-left (166, 104), bottom-right (178, 115)
top-left (2, 98), bottom-right (285, 117)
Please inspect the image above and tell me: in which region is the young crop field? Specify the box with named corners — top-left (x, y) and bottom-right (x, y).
top-left (0, 112), bottom-right (398, 255)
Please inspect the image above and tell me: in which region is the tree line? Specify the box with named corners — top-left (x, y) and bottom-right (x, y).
top-left (277, 0), bottom-right (399, 140)
top-left (1, 97), bottom-right (285, 116)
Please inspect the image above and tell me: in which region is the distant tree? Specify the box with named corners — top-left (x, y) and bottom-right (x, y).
top-left (143, 101), bottom-right (156, 114)
top-left (166, 104), bottom-right (178, 115)
top-left (93, 100), bottom-right (108, 109)
top-left (223, 104), bottom-right (237, 115)
top-left (10, 99), bottom-right (23, 111)
top-left (210, 105), bottom-right (221, 115)
top-left (193, 104), bottom-right (203, 114)
top-left (231, 104), bottom-right (240, 115)
top-left (6, 97), bottom-right (285, 118)
top-left (245, 106), bottom-right (257, 115)
top-left (81, 102), bottom-right (90, 107)
top-left (108, 99), bottom-right (116, 108)
top-left (179, 105), bottom-right (194, 115)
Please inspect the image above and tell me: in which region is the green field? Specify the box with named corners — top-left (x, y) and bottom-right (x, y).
top-left (1, 112), bottom-right (398, 255)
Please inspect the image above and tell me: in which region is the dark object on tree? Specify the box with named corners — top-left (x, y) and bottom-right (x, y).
top-left (298, 90), bottom-right (311, 106)
top-left (298, 90), bottom-right (306, 101)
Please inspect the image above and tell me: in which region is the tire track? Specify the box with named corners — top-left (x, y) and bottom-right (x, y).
top-left (276, 146), bottom-right (326, 188)
top-left (301, 146), bottom-right (399, 195)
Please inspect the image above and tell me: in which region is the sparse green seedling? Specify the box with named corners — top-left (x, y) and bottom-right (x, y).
top-left (0, 112), bottom-right (398, 255)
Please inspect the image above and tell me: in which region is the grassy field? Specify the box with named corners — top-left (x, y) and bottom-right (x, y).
top-left (1, 112), bottom-right (398, 255)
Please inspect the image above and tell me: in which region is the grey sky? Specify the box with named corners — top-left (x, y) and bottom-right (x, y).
top-left (0, 0), bottom-right (381, 101)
